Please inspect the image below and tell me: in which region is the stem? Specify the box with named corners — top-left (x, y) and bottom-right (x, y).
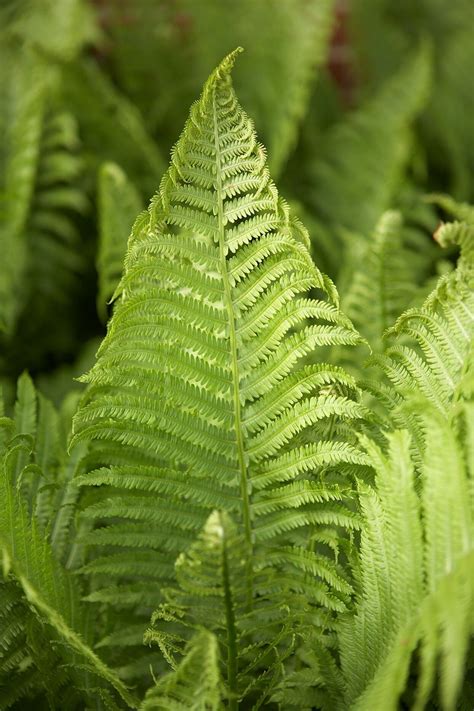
top-left (212, 92), bottom-right (253, 610)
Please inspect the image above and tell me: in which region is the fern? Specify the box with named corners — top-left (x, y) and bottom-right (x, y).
top-left (339, 401), bottom-right (474, 710)
top-left (72, 49), bottom-right (367, 691)
top-left (329, 208), bottom-right (439, 380)
top-left (341, 211), bottom-right (429, 353)
top-left (1, 4), bottom-right (473, 706)
top-left (144, 511), bottom-right (297, 707)
top-left (375, 215), bottom-right (474, 421)
top-left (180, 0), bottom-right (336, 177)
top-left (350, 0), bottom-right (474, 199)
top-left (0, 40), bottom-right (90, 372)
top-left (0, 48), bottom-right (49, 333)
top-left (300, 44), bottom-right (430, 277)
top-left (0, 376), bottom-right (138, 709)
top-left (142, 629), bottom-right (222, 711)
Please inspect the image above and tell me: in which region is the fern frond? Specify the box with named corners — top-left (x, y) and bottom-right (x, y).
top-left (302, 44), bottom-right (430, 276)
top-left (142, 629), bottom-right (223, 711)
top-left (72, 50), bottom-right (367, 680)
top-left (97, 163), bottom-right (143, 322)
top-left (23, 110), bottom-right (88, 312)
top-left (0, 48), bottom-right (49, 332)
top-left (339, 401), bottom-right (474, 711)
top-left (0, 41), bottom-right (89, 364)
top-left (145, 511), bottom-right (296, 708)
top-left (0, 384), bottom-right (139, 709)
top-left (182, 0), bottom-right (336, 176)
top-left (9, 373), bottom-right (85, 565)
top-left (375, 215), bottom-right (474, 418)
top-left (340, 211), bottom-right (429, 355)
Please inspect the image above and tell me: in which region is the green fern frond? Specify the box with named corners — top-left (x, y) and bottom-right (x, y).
top-left (302, 43), bottom-right (431, 276)
top-left (340, 211), bottom-right (430, 355)
top-left (0, 383), bottom-right (139, 709)
top-left (181, 0), bottom-right (336, 177)
top-left (0, 48), bottom-right (49, 333)
top-left (339, 401), bottom-right (474, 711)
top-left (97, 163), bottom-right (143, 322)
top-left (375, 215), bottom-right (474, 418)
top-left (9, 373), bottom-right (85, 565)
top-left (145, 511), bottom-right (296, 708)
top-left (0, 43), bottom-right (89, 360)
top-left (25, 110), bottom-right (88, 306)
top-left (142, 629), bottom-right (223, 711)
top-left (72, 50), bottom-right (367, 679)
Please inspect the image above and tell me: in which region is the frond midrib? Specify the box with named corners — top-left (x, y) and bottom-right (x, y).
top-left (212, 88), bottom-right (253, 609)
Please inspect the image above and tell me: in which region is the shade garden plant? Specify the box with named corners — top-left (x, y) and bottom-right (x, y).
top-left (0, 1), bottom-right (473, 710)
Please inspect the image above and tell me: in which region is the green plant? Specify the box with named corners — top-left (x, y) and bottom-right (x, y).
top-left (0, 1), bottom-right (473, 708)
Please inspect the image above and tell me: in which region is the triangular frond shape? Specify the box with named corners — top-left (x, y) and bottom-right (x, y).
top-left (178, 0), bottom-right (336, 177)
top-left (72, 49), bottom-right (367, 667)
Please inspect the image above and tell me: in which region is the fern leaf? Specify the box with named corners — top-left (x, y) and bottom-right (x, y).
top-left (142, 629), bottom-right (223, 711)
top-left (340, 211), bottom-right (428, 354)
top-left (339, 401), bottom-right (474, 711)
top-left (0, 48), bottom-right (48, 332)
top-left (302, 44), bottom-right (431, 277)
top-left (145, 511), bottom-right (295, 708)
top-left (375, 214), bottom-right (474, 419)
top-left (0, 400), bottom-right (139, 708)
top-left (182, 0), bottom-right (336, 176)
top-left (72, 50), bottom-right (366, 678)
top-left (0, 42), bottom-right (89, 362)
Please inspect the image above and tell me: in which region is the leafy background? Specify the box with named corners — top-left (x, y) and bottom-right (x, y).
top-left (0, 0), bottom-right (473, 396)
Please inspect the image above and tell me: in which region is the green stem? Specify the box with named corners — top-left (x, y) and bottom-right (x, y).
top-left (212, 92), bottom-right (253, 610)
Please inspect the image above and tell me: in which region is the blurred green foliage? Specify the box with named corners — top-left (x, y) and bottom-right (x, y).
top-left (0, 0), bottom-right (473, 394)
